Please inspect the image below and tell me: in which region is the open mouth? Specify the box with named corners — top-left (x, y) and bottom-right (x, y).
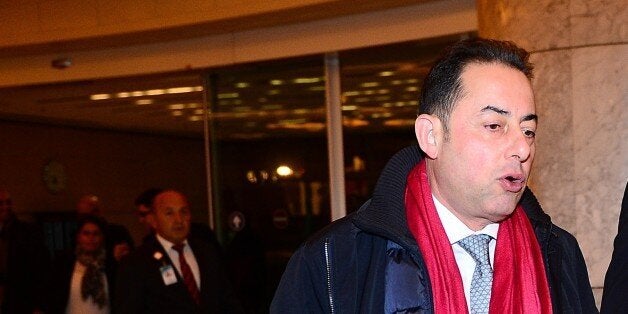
top-left (500, 174), bottom-right (525, 192)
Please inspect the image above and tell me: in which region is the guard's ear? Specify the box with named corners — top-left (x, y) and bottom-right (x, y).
top-left (415, 114), bottom-right (442, 159)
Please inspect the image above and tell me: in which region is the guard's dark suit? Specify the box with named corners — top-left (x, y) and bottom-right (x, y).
top-left (114, 235), bottom-right (243, 314)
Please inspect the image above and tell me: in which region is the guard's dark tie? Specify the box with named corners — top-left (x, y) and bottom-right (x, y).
top-left (172, 243), bottom-right (201, 305)
top-left (458, 234), bottom-right (493, 314)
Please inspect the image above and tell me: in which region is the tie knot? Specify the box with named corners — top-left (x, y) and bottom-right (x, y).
top-left (172, 243), bottom-right (185, 253)
top-left (458, 234), bottom-right (492, 265)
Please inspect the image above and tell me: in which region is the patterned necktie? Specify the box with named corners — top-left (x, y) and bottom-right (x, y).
top-left (458, 234), bottom-right (493, 314)
top-left (172, 243), bottom-right (202, 305)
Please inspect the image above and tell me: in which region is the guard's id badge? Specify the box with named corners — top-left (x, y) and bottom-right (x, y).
top-left (160, 265), bottom-right (178, 285)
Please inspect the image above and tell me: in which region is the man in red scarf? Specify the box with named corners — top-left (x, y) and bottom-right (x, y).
top-left (271, 38), bottom-right (597, 313)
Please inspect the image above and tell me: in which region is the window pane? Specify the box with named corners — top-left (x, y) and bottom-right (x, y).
top-left (206, 55), bottom-right (328, 311)
top-left (339, 34), bottom-right (471, 213)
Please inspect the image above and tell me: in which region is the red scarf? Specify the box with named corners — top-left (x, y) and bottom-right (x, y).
top-left (405, 160), bottom-right (552, 313)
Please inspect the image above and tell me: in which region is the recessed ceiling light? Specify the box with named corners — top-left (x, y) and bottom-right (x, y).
top-left (135, 99), bottom-right (153, 105)
top-left (90, 94), bottom-right (110, 100)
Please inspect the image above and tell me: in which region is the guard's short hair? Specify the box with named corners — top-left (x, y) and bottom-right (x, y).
top-left (134, 188), bottom-right (164, 208)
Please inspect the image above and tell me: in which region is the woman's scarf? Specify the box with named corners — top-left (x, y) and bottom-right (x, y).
top-left (404, 160), bottom-right (552, 313)
top-left (76, 247), bottom-right (107, 308)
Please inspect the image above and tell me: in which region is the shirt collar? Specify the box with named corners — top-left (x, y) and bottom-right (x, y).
top-left (155, 233), bottom-right (188, 251)
top-left (432, 195), bottom-right (499, 245)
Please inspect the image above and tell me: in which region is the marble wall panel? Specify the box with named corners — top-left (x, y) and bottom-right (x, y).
top-left (477, 0), bottom-right (571, 52)
top-left (529, 50), bottom-right (577, 234)
top-left (572, 44), bottom-right (628, 288)
top-left (570, 0), bottom-right (628, 46)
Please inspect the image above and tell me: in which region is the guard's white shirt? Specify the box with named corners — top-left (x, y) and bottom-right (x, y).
top-left (156, 234), bottom-right (201, 289)
top-left (433, 195), bottom-right (499, 312)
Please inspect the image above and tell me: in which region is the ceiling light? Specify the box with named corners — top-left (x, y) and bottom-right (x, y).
top-left (135, 99), bottom-right (153, 105)
top-left (391, 80), bottom-right (403, 85)
top-left (169, 104), bottom-right (186, 110)
top-left (343, 91), bottom-right (360, 97)
top-left (171, 110), bottom-right (183, 116)
top-left (130, 91), bottom-right (144, 97)
top-left (405, 79), bottom-right (419, 84)
top-left (218, 92), bottom-right (239, 99)
top-left (293, 77), bottom-right (322, 84)
top-left (188, 116), bottom-right (203, 122)
top-left (235, 82), bottom-right (250, 88)
top-left (167, 87), bottom-right (195, 94)
top-left (116, 92), bottom-right (131, 98)
top-left (378, 89), bottom-right (390, 94)
top-left (90, 94), bottom-right (110, 100)
top-left (361, 82), bottom-right (379, 88)
top-left (405, 86), bottom-right (418, 92)
top-left (145, 89), bottom-right (165, 95)
top-left (270, 79), bottom-right (284, 85)
top-left (276, 165), bottom-right (294, 177)
top-left (342, 105), bottom-right (357, 111)
top-left (193, 86), bottom-right (203, 92)
top-left (193, 109), bottom-right (204, 115)
top-left (379, 71), bottom-right (394, 77)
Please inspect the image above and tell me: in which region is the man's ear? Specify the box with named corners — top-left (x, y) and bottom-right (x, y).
top-left (415, 114), bottom-right (441, 159)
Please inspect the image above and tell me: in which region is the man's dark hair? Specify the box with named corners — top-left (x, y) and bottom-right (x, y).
top-left (134, 188), bottom-right (164, 208)
top-left (418, 37), bottom-right (533, 136)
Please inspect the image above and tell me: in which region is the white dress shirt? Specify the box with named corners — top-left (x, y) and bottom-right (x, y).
top-left (156, 234), bottom-right (201, 289)
top-left (433, 195), bottom-right (499, 312)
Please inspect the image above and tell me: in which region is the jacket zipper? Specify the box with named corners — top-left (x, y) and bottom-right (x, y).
top-left (324, 239), bottom-right (335, 314)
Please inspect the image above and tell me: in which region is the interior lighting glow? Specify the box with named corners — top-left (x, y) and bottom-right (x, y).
top-left (379, 71), bottom-right (395, 77)
top-left (355, 97), bottom-right (370, 103)
top-left (90, 94), bottom-right (110, 100)
top-left (171, 110), bottom-right (183, 116)
top-left (270, 79), bottom-right (284, 85)
top-left (391, 80), bottom-right (403, 85)
top-left (167, 87), bottom-right (195, 94)
top-left (293, 77), bottom-right (322, 84)
top-left (308, 86), bottom-right (325, 91)
top-left (293, 109), bottom-right (310, 114)
top-left (135, 99), bottom-right (153, 105)
top-left (378, 89), bottom-right (390, 94)
top-left (262, 104), bottom-right (282, 110)
top-left (130, 91), bottom-right (144, 97)
top-left (342, 105), bottom-right (358, 111)
top-left (194, 109), bottom-right (204, 115)
top-left (145, 89), bottom-right (165, 95)
top-left (343, 91), bottom-right (360, 96)
top-left (116, 92), bottom-right (131, 98)
top-left (218, 93), bottom-right (240, 99)
top-left (235, 82), bottom-right (250, 88)
top-left (406, 79), bottom-right (419, 84)
top-left (405, 86), bottom-right (418, 92)
top-left (187, 103), bottom-right (200, 108)
top-left (276, 165), bottom-right (294, 177)
top-left (360, 82), bottom-right (379, 88)
top-left (363, 90), bottom-right (375, 95)
top-left (188, 116), bottom-right (202, 122)
top-left (267, 90), bottom-right (281, 95)
top-left (193, 86), bottom-right (203, 92)
top-left (168, 104), bottom-right (186, 110)
top-left (382, 102), bottom-right (393, 107)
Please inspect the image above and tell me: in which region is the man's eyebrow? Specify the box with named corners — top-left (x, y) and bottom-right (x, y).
top-left (481, 105), bottom-right (510, 115)
top-left (481, 105), bottom-right (538, 123)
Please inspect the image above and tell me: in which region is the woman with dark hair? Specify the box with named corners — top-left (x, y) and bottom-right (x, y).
top-left (47, 215), bottom-right (114, 314)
